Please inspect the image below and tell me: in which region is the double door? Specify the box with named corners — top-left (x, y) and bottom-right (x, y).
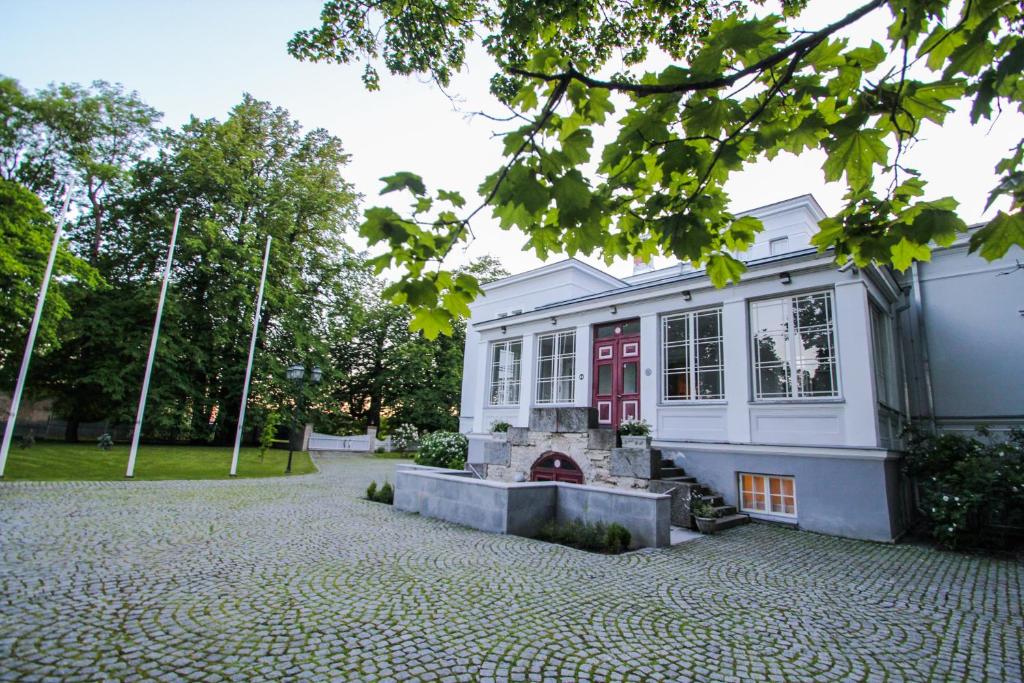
top-left (592, 321), bottom-right (640, 429)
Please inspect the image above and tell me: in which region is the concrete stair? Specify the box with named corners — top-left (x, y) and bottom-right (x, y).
top-left (652, 457), bottom-right (749, 532)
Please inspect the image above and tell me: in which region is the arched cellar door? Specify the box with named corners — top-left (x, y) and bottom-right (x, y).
top-left (529, 451), bottom-right (584, 484)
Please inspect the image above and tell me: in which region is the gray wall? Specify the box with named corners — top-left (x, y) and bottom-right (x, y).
top-left (900, 244), bottom-right (1024, 431)
top-left (394, 464), bottom-right (670, 547)
top-left (665, 448), bottom-right (904, 542)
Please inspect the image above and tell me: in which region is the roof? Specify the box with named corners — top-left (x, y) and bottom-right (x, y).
top-left (480, 257), bottom-right (624, 292)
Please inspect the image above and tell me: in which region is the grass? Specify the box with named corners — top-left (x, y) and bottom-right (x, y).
top-left (1, 441), bottom-right (316, 481)
top-left (372, 451), bottom-right (414, 460)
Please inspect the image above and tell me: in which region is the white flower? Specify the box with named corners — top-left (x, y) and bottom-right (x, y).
top-left (942, 495), bottom-right (949, 502)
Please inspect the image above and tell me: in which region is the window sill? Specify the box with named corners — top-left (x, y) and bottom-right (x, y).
top-left (658, 400), bottom-right (728, 407)
top-left (748, 398), bottom-right (845, 405)
top-left (744, 511), bottom-right (799, 525)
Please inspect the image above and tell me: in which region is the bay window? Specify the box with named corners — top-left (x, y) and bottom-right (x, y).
top-left (536, 330), bottom-right (575, 404)
top-left (488, 339), bottom-right (522, 406)
top-left (750, 291), bottom-right (839, 400)
top-left (662, 308), bottom-right (724, 401)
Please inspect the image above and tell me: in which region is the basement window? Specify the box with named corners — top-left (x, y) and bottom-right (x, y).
top-left (738, 473), bottom-right (796, 517)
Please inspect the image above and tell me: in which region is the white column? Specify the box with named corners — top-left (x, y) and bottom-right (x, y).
top-left (722, 299), bottom-right (752, 443)
top-left (517, 331), bottom-right (536, 427)
top-left (573, 324), bottom-right (591, 408)
top-left (639, 314), bottom-right (658, 431)
top-left (835, 281), bottom-right (879, 447)
top-left (472, 337), bottom-right (489, 433)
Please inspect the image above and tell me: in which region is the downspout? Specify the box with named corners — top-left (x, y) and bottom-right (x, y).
top-left (910, 263), bottom-right (937, 433)
top-left (893, 301), bottom-right (912, 443)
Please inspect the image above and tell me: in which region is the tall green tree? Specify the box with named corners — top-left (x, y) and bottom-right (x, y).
top-left (292, 0), bottom-right (1024, 337)
top-left (0, 179), bottom-right (95, 378)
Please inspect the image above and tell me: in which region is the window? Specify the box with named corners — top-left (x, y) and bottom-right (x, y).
top-left (739, 473), bottom-right (796, 517)
top-left (536, 330), bottom-right (575, 404)
top-left (769, 236), bottom-right (789, 256)
top-left (870, 304), bottom-right (898, 408)
top-left (750, 291), bottom-right (839, 400)
top-left (488, 340), bottom-right (522, 406)
top-left (662, 308), bottom-right (724, 401)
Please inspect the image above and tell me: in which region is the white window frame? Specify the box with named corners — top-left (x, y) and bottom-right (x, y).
top-left (869, 303), bottom-right (898, 409)
top-left (661, 307), bottom-right (725, 402)
top-left (535, 330), bottom-right (575, 405)
top-left (738, 473), bottom-right (797, 518)
top-left (488, 339), bottom-right (522, 407)
top-left (750, 290), bottom-right (841, 401)
top-left (769, 236), bottom-right (789, 256)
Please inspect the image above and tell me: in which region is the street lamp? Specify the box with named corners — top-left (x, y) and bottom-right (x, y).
top-left (285, 363), bottom-right (322, 474)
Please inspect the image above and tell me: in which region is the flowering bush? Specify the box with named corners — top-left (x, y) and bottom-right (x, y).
top-left (414, 431), bottom-right (468, 469)
top-left (490, 420), bottom-right (511, 432)
top-left (903, 427), bottom-right (1024, 549)
top-left (617, 418), bottom-right (651, 436)
top-left (390, 423), bottom-right (419, 452)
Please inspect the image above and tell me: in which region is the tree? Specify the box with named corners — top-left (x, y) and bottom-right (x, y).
top-left (0, 76), bottom-right (162, 264)
top-left (292, 0), bottom-right (1024, 337)
top-left (0, 179), bottom-right (95, 380)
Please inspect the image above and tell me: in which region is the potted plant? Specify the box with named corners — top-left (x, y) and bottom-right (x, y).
top-left (618, 418), bottom-right (652, 448)
top-left (490, 420), bottom-right (512, 436)
top-left (690, 492), bottom-right (721, 534)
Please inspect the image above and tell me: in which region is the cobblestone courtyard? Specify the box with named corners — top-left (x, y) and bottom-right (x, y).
top-left (1, 455), bottom-right (1021, 682)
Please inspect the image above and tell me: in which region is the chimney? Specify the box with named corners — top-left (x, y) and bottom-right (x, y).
top-left (633, 254), bottom-right (654, 275)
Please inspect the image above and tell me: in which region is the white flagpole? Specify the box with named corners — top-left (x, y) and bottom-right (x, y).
top-left (0, 187), bottom-right (73, 478)
top-left (125, 208), bottom-right (181, 478)
top-left (230, 235), bottom-right (272, 477)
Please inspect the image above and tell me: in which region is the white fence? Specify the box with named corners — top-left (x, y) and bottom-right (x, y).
top-left (308, 429), bottom-right (390, 453)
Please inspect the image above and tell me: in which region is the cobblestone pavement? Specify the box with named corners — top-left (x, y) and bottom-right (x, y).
top-left (1, 455), bottom-right (1021, 682)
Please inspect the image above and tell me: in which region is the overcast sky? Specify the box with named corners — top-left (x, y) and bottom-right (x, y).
top-left (2, 0), bottom-right (1019, 278)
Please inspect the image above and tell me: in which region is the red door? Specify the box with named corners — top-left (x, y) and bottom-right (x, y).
top-left (592, 320), bottom-right (641, 429)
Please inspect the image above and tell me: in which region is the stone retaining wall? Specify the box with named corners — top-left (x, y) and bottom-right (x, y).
top-left (394, 464), bottom-right (670, 548)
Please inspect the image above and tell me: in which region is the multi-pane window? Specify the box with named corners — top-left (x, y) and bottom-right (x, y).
top-left (488, 340), bottom-right (522, 406)
top-left (870, 304), bottom-right (898, 408)
top-left (739, 473), bottom-right (796, 517)
top-left (750, 291), bottom-right (839, 400)
top-left (662, 308), bottom-right (724, 401)
top-left (536, 330), bottom-right (575, 404)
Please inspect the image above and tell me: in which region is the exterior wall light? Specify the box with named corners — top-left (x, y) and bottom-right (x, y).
top-left (551, 317), bottom-right (558, 326)
top-left (682, 290), bottom-right (692, 301)
top-left (779, 272), bottom-right (792, 285)
top-left (610, 305), bottom-right (618, 315)
top-left (500, 325), bottom-right (507, 334)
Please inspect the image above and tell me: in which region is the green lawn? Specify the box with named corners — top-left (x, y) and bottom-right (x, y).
top-left (372, 451), bottom-right (414, 460)
top-left (1, 442), bottom-right (316, 481)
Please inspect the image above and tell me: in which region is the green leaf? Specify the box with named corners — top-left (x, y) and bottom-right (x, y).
top-left (890, 238), bottom-right (931, 271)
top-left (822, 129), bottom-right (889, 190)
top-left (437, 189), bottom-right (466, 208)
top-left (969, 211), bottom-right (1024, 260)
top-left (706, 253), bottom-right (746, 288)
top-left (552, 170), bottom-right (591, 224)
top-left (410, 307), bottom-right (453, 339)
top-left (380, 171), bottom-right (427, 196)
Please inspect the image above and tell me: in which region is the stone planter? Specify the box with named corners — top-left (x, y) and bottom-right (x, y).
top-left (620, 435), bottom-right (652, 449)
top-left (695, 517), bottom-right (717, 534)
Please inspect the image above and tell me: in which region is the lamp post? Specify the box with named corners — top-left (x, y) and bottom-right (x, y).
top-left (285, 363), bottom-right (321, 474)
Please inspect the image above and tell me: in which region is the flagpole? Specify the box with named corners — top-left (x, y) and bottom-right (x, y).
top-left (125, 208), bottom-right (181, 479)
top-left (230, 235), bottom-right (272, 477)
top-left (0, 187), bottom-right (73, 478)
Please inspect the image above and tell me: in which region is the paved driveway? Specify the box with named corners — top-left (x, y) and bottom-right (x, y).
top-left (1, 455), bottom-right (1021, 682)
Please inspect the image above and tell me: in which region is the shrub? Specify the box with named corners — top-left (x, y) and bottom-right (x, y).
top-left (364, 480), bottom-right (394, 504)
top-left (414, 431), bottom-right (468, 469)
top-left (689, 491), bottom-right (721, 519)
top-left (536, 519), bottom-right (631, 553)
top-left (390, 423), bottom-right (419, 452)
top-left (617, 418), bottom-right (651, 436)
top-left (903, 427), bottom-right (1024, 549)
top-left (490, 420), bottom-right (511, 433)
top-left (259, 412), bottom-right (283, 462)
top-left (97, 433), bottom-right (114, 451)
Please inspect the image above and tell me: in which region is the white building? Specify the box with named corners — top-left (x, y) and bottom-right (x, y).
top-left (458, 194), bottom-right (1024, 541)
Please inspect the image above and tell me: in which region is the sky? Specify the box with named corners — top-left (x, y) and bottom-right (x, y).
top-left (1, 0), bottom-right (1019, 279)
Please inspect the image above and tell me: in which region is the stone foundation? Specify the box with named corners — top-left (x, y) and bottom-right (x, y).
top-left (479, 408), bottom-right (650, 491)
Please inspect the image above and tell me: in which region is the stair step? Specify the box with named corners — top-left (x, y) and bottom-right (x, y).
top-left (660, 475), bottom-right (697, 483)
top-left (712, 513), bottom-right (750, 531)
top-left (659, 467), bottom-right (687, 479)
top-left (711, 504), bottom-right (736, 516)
